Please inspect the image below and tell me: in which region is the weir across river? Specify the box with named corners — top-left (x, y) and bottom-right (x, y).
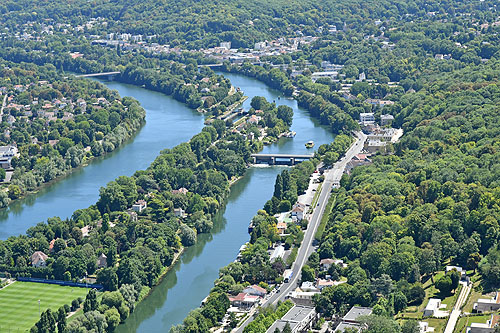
top-left (251, 153), bottom-right (314, 165)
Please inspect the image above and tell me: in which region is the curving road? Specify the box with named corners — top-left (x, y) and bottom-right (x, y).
top-left (234, 131), bottom-right (366, 332)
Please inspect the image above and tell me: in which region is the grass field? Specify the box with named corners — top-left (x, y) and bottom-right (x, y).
top-left (0, 281), bottom-right (89, 332)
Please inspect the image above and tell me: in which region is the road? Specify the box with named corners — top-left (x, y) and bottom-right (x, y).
top-left (234, 131), bottom-right (366, 332)
top-left (443, 281), bottom-right (471, 333)
top-left (0, 94), bottom-right (7, 117)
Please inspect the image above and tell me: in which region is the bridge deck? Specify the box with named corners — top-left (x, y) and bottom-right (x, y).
top-left (76, 72), bottom-right (121, 78)
top-left (251, 153), bottom-right (314, 158)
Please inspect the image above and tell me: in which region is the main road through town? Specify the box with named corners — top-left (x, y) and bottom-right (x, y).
top-left (235, 131), bottom-right (366, 332)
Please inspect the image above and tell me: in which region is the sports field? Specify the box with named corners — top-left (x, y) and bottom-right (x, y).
top-left (0, 281), bottom-right (89, 332)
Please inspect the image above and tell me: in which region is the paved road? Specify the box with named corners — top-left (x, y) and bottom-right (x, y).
top-left (443, 281), bottom-right (471, 333)
top-left (234, 131), bottom-right (366, 332)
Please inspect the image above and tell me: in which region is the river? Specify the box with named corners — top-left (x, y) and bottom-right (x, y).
top-left (0, 82), bottom-right (204, 239)
top-left (115, 72), bottom-right (335, 332)
top-left (0, 70), bottom-right (334, 330)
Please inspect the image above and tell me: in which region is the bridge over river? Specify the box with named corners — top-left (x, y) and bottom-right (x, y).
top-left (251, 153), bottom-right (314, 165)
top-left (75, 71), bottom-right (121, 79)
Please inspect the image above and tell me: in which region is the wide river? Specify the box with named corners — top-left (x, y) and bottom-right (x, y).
top-left (0, 71), bottom-right (334, 331)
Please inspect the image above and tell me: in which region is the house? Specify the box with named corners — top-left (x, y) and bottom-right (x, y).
top-left (380, 114), bottom-right (394, 126)
top-left (301, 281), bottom-right (320, 292)
top-left (270, 245), bottom-right (285, 262)
top-left (342, 306), bottom-right (373, 324)
top-left (332, 306), bottom-right (373, 332)
top-left (174, 207), bottom-right (186, 218)
top-left (132, 200), bottom-right (147, 213)
top-left (31, 251), bottom-right (48, 267)
top-left (311, 71), bottom-right (339, 82)
top-left (423, 298), bottom-right (441, 317)
top-left (287, 290), bottom-right (320, 307)
top-left (446, 265), bottom-right (467, 280)
top-left (243, 285), bottom-right (267, 297)
top-left (172, 187), bottom-right (189, 195)
top-left (220, 41), bottom-right (231, 50)
top-left (96, 253), bottom-right (107, 268)
top-left (334, 322), bottom-right (362, 332)
top-left (473, 292), bottom-right (500, 313)
top-left (266, 305), bottom-right (316, 333)
top-left (228, 292), bottom-right (260, 309)
top-left (359, 112), bottom-right (375, 124)
top-left (320, 258), bottom-right (347, 271)
top-left (247, 115), bottom-right (260, 125)
top-left (291, 203), bottom-right (305, 221)
top-left (419, 321), bottom-right (434, 333)
top-left (365, 99), bottom-right (395, 107)
top-left (466, 314), bottom-right (500, 333)
top-left (316, 278), bottom-right (335, 290)
top-left (0, 145), bottom-right (18, 169)
top-left (277, 222), bottom-right (287, 235)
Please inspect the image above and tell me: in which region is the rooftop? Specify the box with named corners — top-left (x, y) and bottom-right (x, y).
top-left (343, 306), bottom-right (373, 322)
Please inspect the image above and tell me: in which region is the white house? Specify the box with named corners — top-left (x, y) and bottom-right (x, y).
top-left (446, 265), bottom-right (467, 280)
top-left (174, 207), bottom-right (186, 218)
top-left (291, 203), bottom-right (305, 221)
top-left (359, 112), bottom-right (375, 124)
top-left (132, 200), bottom-right (147, 212)
top-left (423, 298), bottom-right (441, 317)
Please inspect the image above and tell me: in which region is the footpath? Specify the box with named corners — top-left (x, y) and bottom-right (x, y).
top-left (443, 281), bottom-right (472, 333)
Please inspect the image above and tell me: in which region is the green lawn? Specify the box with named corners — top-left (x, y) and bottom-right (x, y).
top-left (0, 281), bottom-right (89, 332)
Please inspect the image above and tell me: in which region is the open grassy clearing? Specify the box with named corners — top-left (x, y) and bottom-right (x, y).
top-left (0, 281), bottom-right (89, 332)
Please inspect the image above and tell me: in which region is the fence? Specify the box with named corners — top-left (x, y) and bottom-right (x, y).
top-left (17, 277), bottom-right (103, 289)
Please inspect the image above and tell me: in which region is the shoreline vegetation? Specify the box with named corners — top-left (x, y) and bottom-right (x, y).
top-left (0, 88), bottom-right (298, 331)
top-left (0, 61), bottom-right (147, 210)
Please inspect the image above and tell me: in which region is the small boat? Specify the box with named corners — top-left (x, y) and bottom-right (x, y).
top-left (305, 141), bottom-right (315, 148)
top-left (284, 131), bottom-right (296, 138)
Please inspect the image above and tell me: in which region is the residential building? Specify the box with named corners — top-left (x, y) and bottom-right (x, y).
top-left (365, 99), bottom-right (395, 107)
top-left (287, 290), bottom-right (319, 307)
top-left (174, 207), bottom-right (186, 218)
top-left (132, 199), bottom-right (147, 212)
top-left (423, 298), bottom-right (441, 317)
top-left (0, 145), bottom-right (18, 169)
top-left (380, 114), bottom-right (394, 126)
top-left (96, 253), bottom-right (107, 268)
top-left (243, 285), bottom-right (268, 297)
top-left (466, 314), bottom-right (500, 333)
top-left (220, 42), bottom-right (231, 50)
top-left (320, 258), bottom-right (347, 271)
top-left (334, 322), bottom-right (362, 332)
top-left (300, 281), bottom-right (320, 292)
top-left (266, 305), bottom-right (316, 332)
top-left (291, 202), bottom-right (305, 221)
top-left (474, 292), bottom-right (500, 313)
top-left (277, 221), bottom-right (287, 235)
top-left (419, 321), bottom-right (434, 333)
top-left (31, 251), bottom-right (48, 267)
top-left (332, 306), bottom-right (373, 332)
top-left (446, 265), bottom-right (467, 280)
top-left (172, 187), bottom-right (189, 195)
top-left (254, 42), bottom-right (267, 50)
top-left (228, 292), bottom-right (260, 309)
top-left (311, 71), bottom-right (339, 82)
top-left (342, 306), bottom-right (373, 324)
top-left (270, 245), bottom-right (285, 262)
top-left (359, 112), bottom-right (375, 124)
